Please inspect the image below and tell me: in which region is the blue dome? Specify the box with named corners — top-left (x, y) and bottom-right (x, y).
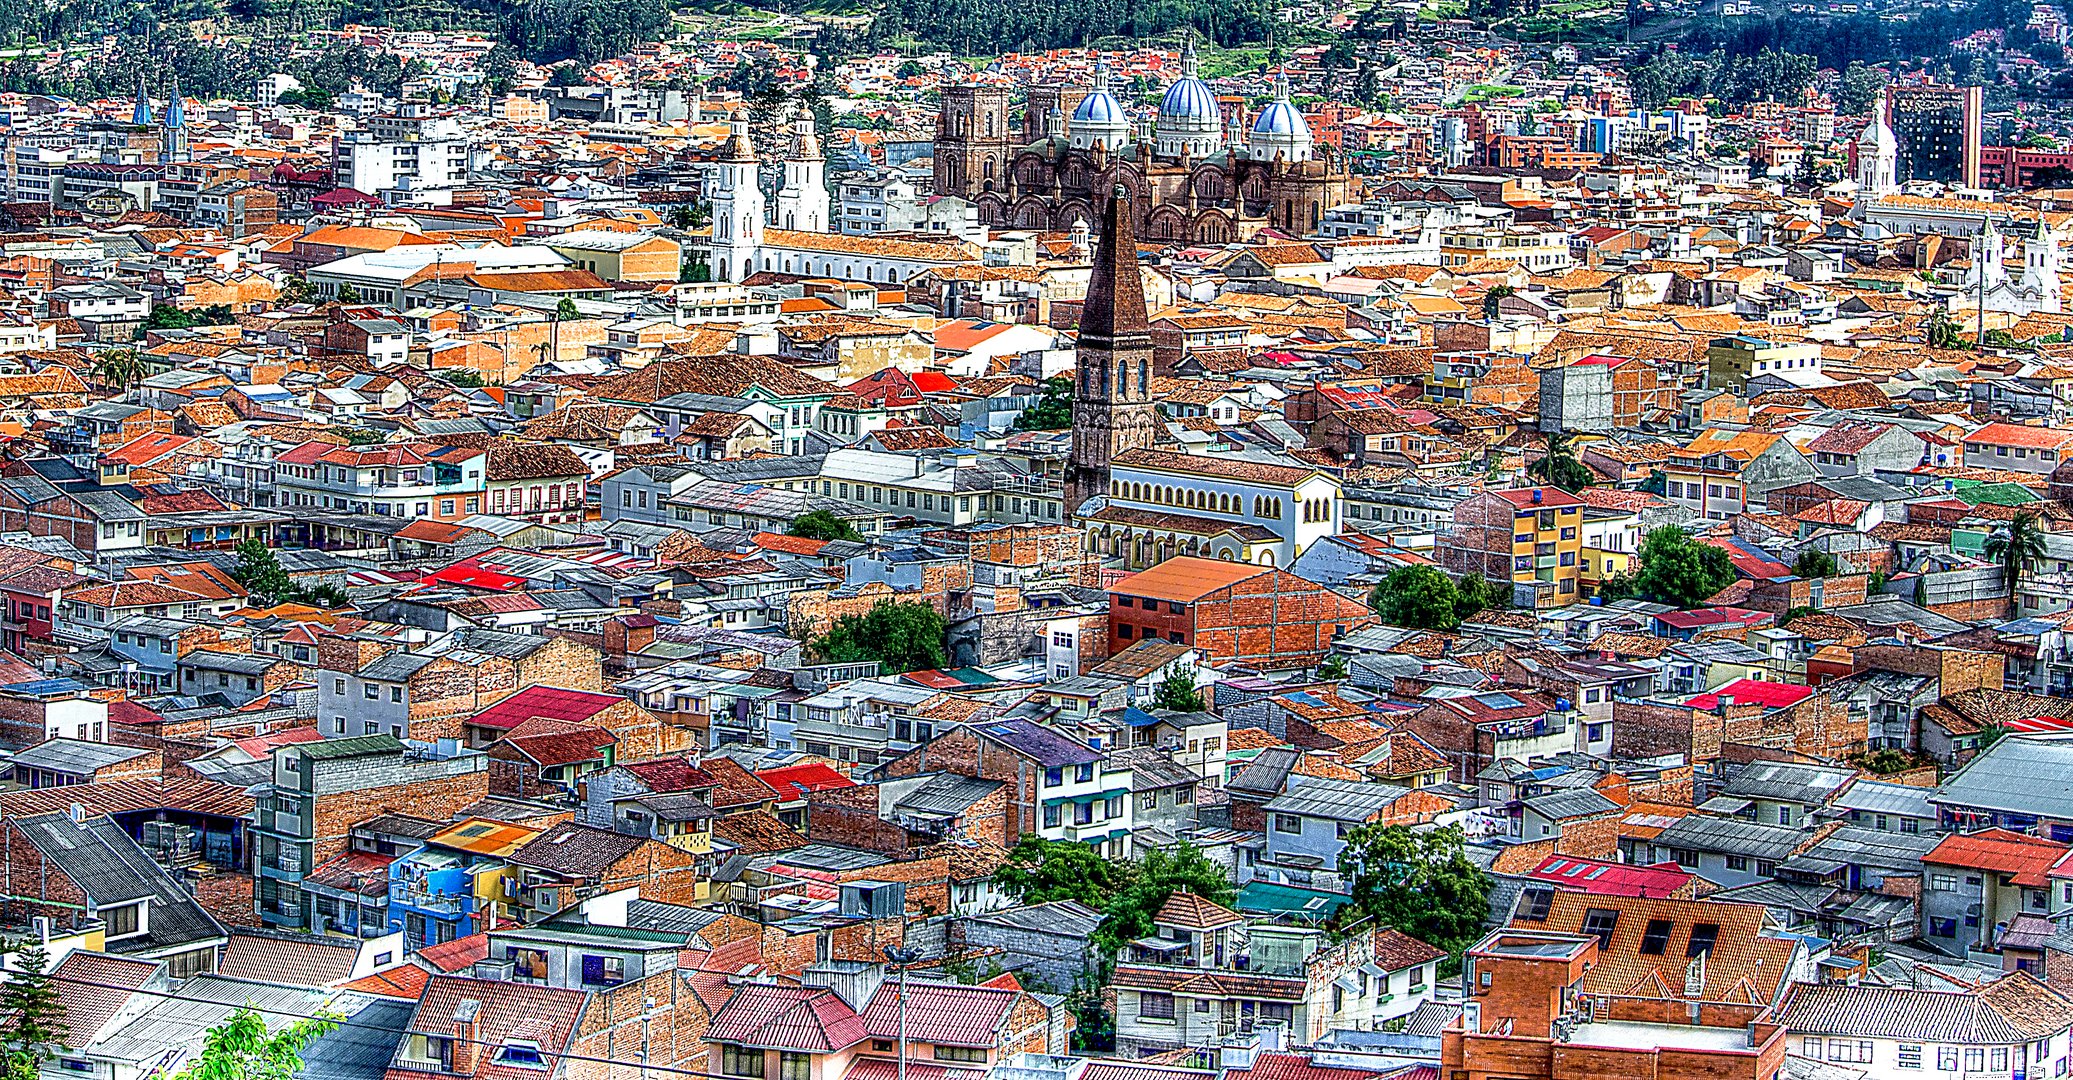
top-left (1252, 100), bottom-right (1306, 136)
top-left (1074, 90), bottom-right (1124, 126)
top-left (1161, 77), bottom-right (1218, 121)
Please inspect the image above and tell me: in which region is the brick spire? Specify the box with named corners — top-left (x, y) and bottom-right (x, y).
top-left (1079, 184), bottom-right (1150, 352)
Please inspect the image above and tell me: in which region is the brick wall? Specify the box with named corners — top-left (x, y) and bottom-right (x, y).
top-left (310, 766), bottom-right (489, 865)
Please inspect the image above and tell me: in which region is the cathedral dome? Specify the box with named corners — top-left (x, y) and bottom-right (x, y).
top-left (1160, 76), bottom-right (1218, 122)
top-left (1074, 90), bottom-right (1124, 126)
top-left (1248, 71), bottom-right (1313, 162)
top-left (1153, 41), bottom-right (1223, 160)
top-left (1070, 59), bottom-right (1132, 150)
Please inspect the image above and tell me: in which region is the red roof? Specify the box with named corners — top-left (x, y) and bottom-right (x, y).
top-left (1526, 855), bottom-right (1695, 898)
top-left (469, 686), bottom-right (626, 732)
top-left (707, 984), bottom-right (868, 1052)
top-left (1225, 1052), bottom-right (1396, 1080)
top-left (1493, 487), bottom-right (1584, 510)
top-left (1685, 678), bottom-right (1813, 711)
top-left (755, 762), bottom-right (854, 801)
top-left (859, 981), bottom-right (1017, 1047)
top-left (1656, 606), bottom-right (1772, 630)
top-left (420, 555), bottom-right (528, 592)
top-left (1572, 353), bottom-right (1635, 369)
top-left (1927, 828), bottom-right (2068, 887)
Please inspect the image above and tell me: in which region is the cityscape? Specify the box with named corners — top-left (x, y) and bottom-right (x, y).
top-left (0, 2), bottom-right (2071, 1080)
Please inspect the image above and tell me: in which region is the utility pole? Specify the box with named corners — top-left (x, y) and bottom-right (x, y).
top-left (883, 945), bottom-right (920, 1080)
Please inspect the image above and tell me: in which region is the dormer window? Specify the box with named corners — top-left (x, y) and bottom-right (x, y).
top-left (496, 1042), bottom-right (545, 1068)
top-left (99, 900), bottom-right (146, 940)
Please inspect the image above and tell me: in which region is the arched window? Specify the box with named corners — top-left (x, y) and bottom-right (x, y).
top-left (1139, 358), bottom-right (1149, 396)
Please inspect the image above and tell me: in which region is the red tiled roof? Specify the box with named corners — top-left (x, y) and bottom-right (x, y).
top-left (1225, 1052), bottom-right (1395, 1080)
top-left (415, 933), bottom-right (492, 973)
top-left (859, 981), bottom-right (1017, 1047)
top-left (1926, 828), bottom-right (2069, 887)
top-left (707, 984), bottom-right (868, 1052)
top-left (1966, 422), bottom-right (2073, 451)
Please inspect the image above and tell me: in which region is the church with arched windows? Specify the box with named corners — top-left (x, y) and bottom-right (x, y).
top-left (932, 48), bottom-right (1355, 243)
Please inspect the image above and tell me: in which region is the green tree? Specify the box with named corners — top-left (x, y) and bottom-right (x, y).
top-left (1335, 823), bottom-right (1491, 962)
top-left (1013, 376), bottom-right (1073, 431)
top-left (1926, 310), bottom-right (1967, 349)
top-left (1091, 842), bottom-right (1234, 958)
top-left (333, 283), bottom-right (362, 306)
top-left (1834, 60), bottom-right (1886, 114)
top-left (1526, 430), bottom-right (1593, 492)
top-left (0, 942), bottom-right (63, 1080)
top-left (1986, 509), bottom-right (2049, 604)
top-left (279, 277), bottom-right (319, 305)
top-left (231, 538), bottom-right (295, 604)
top-left (172, 1007), bottom-right (335, 1080)
top-left (1792, 549), bottom-right (1837, 578)
top-left (994, 833), bottom-right (1133, 908)
top-left (1318, 653), bottom-right (1349, 680)
top-left (438, 370), bottom-right (486, 388)
top-left (1779, 605), bottom-right (1820, 624)
top-left (811, 599), bottom-right (949, 674)
top-left (548, 64), bottom-right (586, 87)
top-left (1630, 526), bottom-right (1736, 608)
top-left (1369, 566), bottom-right (1462, 631)
top-left (480, 46), bottom-right (519, 95)
top-left (305, 583), bottom-right (353, 610)
top-left (1152, 667), bottom-right (1205, 711)
top-left (788, 509), bottom-right (864, 543)
top-left (554, 297), bottom-right (580, 321)
top-left (1454, 574), bottom-right (1509, 619)
top-left (1481, 284), bottom-right (1516, 319)
top-left (91, 348), bottom-right (143, 389)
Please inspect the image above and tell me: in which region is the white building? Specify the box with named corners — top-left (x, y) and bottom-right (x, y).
top-left (332, 114), bottom-right (471, 197)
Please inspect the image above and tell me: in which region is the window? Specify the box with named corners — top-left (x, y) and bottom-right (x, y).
top-left (1686, 923), bottom-right (1719, 956)
top-left (1930, 917), bottom-right (1958, 937)
top-left (1139, 992), bottom-right (1175, 1020)
top-left (722, 1046), bottom-right (765, 1079)
top-left (1043, 804), bottom-right (1060, 828)
top-left (1993, 1049), bottom-right (2009, 1071)
top-left (1044, 767), bottom-right (1063, 786)
top-left (1274, 814), bottom-right (1303, 834)
top-left (1896, 1044), bottom-right (1921, 1069)
top-left (780, 1053), bottom-right (811, 1080)
top-left (1638, 919), bottom-right (1673, 955)
top-left (1966, 1049), bottom-right (1986, 1072)
top-left (1802, 1038), bottom-right (1823, 1060)
top-left (1724, 855), bottom-right (1748, 871)
top-left (1519, 888), bottom-right (1554, 920)
top-left (1581, 908), bottom-right (1618, 946)
top-left (99, 901), bottom-right (141, 938)
top-left (1931, 873), bottom-right (1958, 891)
top-left (580, 954), bottom-right (625, 986)
top-left (933, 1048), bottom-right (985, 1064)
top-left (1827, 1041), bottom-right (1872, 1064)
top-left (497, 1043), bottom-right (546, 1068)
top-left (1938, 1048), bottom-right (1960, 1071)
top-left (1777, 806), bottom-right (1792, 825)
top-left (1140, 792), bottom-right (1157, 811)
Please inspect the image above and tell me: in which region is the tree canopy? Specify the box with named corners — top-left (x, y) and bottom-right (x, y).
top-left (811, 599), bottom-right (949, 675)
top-left (171, 1007), bottom-right (335, 1080)
top-left (1608, 526), bottom-right (1736, 609)
top-left (1369, 566), bottom-right (1462, 631)
top-left (1013, 376), bottom-right (1073, 431)
top-left (232, 538), bottom-right (295, 604)
top-left (1335, 823), bottom-right (1492, 964)
top-left (787, 510), bottom-right (864, 543)
top-left (1151, 667), bottom-right (1205, 711)
top-left (1, 943), bottom-right (63, 1080)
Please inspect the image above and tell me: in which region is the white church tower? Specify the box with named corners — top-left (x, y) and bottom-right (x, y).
top-left (775, 106), bottom-right (829, 233)
top-left (2023, 229), bottom-right (2064, 314)
top-left (710, 117), bottom-right (764, 282)
top-left (1855, 106), bottom-right (1897, 198)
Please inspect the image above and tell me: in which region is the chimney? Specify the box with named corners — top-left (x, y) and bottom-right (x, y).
top-left (451, 999), bottom-right (481, 1074)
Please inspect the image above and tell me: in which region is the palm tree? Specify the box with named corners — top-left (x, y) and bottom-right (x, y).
top-left (1986, 509), bottom-right (2049, 608)
top-left (1527, 430), bottom-right (1591, 492)
top-left (92, 349), bottom-right (141, 390)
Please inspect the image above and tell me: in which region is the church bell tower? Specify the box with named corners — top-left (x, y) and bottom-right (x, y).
top-left (1065, 186), bottom-right (1158, 516)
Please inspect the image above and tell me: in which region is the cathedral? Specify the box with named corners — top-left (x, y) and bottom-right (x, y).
top-left (132, 74), bottom-right (191, 163)
top-left (933, 47), bottom-right (1355, 243)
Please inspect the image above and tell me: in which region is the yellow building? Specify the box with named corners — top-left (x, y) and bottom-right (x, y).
top-left (542, 230), bottom-right (683, 283)
top-left (1438, 486), bottom-right (1585, 608)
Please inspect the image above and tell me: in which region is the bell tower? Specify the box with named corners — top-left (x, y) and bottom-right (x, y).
top-left (933, 83), bottom-right (1011, 200)
top-left (1066, 186), bottom-right (1157, 516)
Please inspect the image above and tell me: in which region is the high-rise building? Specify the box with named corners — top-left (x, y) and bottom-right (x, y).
top-left (1064, 186), bottom-right (1157, 516)
top-left (1886, 83), bottom-right (1983, 187)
